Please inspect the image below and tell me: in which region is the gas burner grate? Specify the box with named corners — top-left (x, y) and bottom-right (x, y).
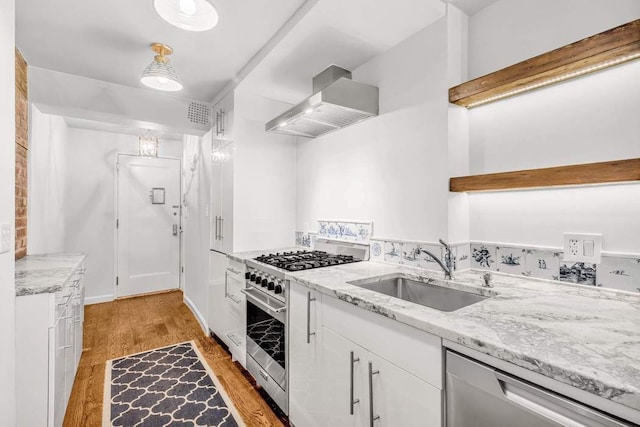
top-left (254, 250), bottom-right (361, 272)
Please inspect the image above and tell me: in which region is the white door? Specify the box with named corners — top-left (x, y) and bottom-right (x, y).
top-left (116, 155), bottom-right (181, 297)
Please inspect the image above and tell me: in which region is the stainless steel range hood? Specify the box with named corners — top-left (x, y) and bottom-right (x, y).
top-left (265, 65), bottom-right (379, 138)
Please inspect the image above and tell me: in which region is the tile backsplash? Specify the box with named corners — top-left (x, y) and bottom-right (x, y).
top-left (373, 239), bottom-right (639, 293)
top-left (296, 222), bottom-right (639, 293)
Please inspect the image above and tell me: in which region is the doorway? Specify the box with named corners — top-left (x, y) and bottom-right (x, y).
top-left (116, 154), bottom-right (182, 298)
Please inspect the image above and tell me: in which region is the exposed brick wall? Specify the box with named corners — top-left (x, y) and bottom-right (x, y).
top-left (15, 48), bottom-right (28, 259)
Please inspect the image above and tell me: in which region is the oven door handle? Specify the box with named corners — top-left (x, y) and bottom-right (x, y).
top-left (240, 288), bottom-right (286, 315)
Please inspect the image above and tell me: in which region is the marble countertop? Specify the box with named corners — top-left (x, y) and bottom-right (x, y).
top-left (284, 261), bottom-right (640, 414)
top-left (15, 253), bottom-right (87, 296)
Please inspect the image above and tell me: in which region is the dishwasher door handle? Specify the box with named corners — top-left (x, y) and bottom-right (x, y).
top-left (495, 372), bottom-right (629, 427)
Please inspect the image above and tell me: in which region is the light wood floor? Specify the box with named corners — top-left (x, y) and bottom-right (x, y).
top-left (64, 290), bottom-right (285, 427)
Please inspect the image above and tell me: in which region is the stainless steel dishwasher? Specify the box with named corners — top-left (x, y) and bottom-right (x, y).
top-left (445, 350), bottom-right (632, 427)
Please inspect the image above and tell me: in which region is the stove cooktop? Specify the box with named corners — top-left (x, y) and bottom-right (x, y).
top-left (254, 250), bottom-right (361, 272)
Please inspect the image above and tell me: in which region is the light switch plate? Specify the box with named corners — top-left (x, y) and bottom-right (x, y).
top-left (0, 223), bottom-right (11, 254)
top-left (563, 233), bottom-right (602, 263)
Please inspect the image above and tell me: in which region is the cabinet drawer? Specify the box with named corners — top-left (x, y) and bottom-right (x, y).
top-left (227, 259), bottom-right (245, 277)
top-left (225, 270), bottom-right (245, 319)
top-left (323, 295), bottom-right (442, 389)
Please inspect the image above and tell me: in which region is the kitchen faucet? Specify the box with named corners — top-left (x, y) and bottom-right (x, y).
top-left (419, 238), bottom-right (453, 280)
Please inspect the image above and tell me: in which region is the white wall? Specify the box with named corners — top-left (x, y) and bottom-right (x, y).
top-left (296, 18), bottom-right (450, 242)
top-left (233, 89), bottom-right (298, 251)
top-left (28, 115), bottom-right (183, 302)
top-left (182, 133), bottom-right (211, 328)
top-left (0, 0), bottom-right (16, 422)
top-left (28, 106), bottom-right (67, 254)
top-left (465, 0), bottom-right (640, 253)
top-left (468, 0), bottom-right (640, 80)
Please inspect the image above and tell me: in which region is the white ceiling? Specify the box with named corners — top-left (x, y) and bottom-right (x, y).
top-left (16, 0), bottom-right (307, 102)
top-left (240, 0), bottom-right (448, 104)
top-left (64, 117), bottom-right (184, 142)
top-left (447, 0), bottom-right (501, 16)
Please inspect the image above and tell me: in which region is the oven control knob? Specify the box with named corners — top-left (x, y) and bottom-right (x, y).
top-left (261, 278), bottom-right (268, 287)
top-left (256, 276), bottom-right (262, 284)
top-left (250, 274), bottom-right (256, 281)
top-left (274, 284), bottom-right (282, 294)
top-left (245, 272), bottom-right (251, 280)
top-left (268, 282), bottom-right (275, 291)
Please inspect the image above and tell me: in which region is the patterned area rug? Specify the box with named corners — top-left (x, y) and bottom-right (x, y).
top-left (103, 341), bottom-right (244, 427)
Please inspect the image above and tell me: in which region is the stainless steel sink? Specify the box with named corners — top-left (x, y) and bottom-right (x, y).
top-left (351, 276), bottom-right (488, 312)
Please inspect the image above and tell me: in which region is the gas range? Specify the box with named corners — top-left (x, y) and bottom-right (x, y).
top-left (244, 239), bottom-right (370, 302)
top-left (242, 239), bottom-right (369, 415)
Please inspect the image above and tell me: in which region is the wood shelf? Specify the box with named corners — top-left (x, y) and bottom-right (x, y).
top-left (449, 158), bottom-right (640, 192)
top-left (449, 19), bottom-right (640, 108)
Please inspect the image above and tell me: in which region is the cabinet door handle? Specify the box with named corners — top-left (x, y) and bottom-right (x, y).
top-left (350, 351), bottom-right (360, 414)
top-left (59, 344), bottom-right (73, 350)
top-left (368, 362), bottom-right (380, 427)
top-left (224, 270), bottom-right (230, 298)
top-left (306, 291), bottom-right (316, 343)
top-left (219, 217), bottom-right (224, 239)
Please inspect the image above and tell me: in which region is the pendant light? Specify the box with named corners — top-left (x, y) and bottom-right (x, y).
top-left (140, 43), bottom-right (183, 92)
top-left (154, 0), bottom-right (219, 32)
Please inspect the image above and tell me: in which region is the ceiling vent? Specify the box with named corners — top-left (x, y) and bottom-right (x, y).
top-left (188, 102), bottom-right (211, 126)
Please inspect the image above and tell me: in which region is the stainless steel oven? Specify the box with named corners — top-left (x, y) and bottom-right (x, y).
top-left (243, 240), bottom-right (369, 415)
top-left (241, 278), bottom-right (288, 413)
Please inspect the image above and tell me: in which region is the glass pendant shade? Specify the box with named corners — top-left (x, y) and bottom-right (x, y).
top-left (139, 135), bottom-right (159, 157)
top-left (140, 43), bottom-right (183, 92)
top-left (154, 0), bottom-right (219, 32)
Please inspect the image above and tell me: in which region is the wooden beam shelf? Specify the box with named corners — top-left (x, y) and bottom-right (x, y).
top-left (449, 19), bottom-right (640, 108)
top-left (449, 158), bottom-right (640, 192)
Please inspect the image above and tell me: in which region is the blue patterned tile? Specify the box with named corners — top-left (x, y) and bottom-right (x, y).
top-left (496, 246), bottom-right (526, 275)
top-left (597, 256), bottom-right (640, 293)
top-left (524, 249), bottom-right (560, 280)
top-left (470, 244), bottom-right (497, 270)
top-left (418, 244), bottom-right (444, 271)
top-left (370, 240), bottom-right (384, 261)
top-left (384, 241), bottom-right (403, 264)
top-left (559, 256), bottom-right (597, 286)
top-left (317, 220), bottom-right (371, 242)
top-left (455, 244), bottom-right (470, 271)
top-left (401, 243), bottom-right (421, 267)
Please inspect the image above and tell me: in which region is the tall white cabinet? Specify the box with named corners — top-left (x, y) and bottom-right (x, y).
top-left (206, 89), bottom-right (297, 361)
top-left (16, 260), bottom-right (86, 427)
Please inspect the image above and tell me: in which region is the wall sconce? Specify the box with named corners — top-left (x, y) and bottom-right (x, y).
top-left (139, 133), bottom-right (159, 157)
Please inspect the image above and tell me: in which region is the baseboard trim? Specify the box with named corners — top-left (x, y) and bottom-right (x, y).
top-left (84, 294), bottom-right (114, 305)
top-left (184, 295), bottom-right (208, 335)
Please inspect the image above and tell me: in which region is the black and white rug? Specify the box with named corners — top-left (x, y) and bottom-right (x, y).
top-left (103, 341), bottom-right (244, 427)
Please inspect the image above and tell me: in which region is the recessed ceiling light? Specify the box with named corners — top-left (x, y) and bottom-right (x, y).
top-left (154, 0), bottom-right (219, 32)
top-left (140, 43), bottom-right (183, 92)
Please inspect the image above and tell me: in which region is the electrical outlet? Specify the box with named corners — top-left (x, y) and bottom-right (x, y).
top-left (0, 224), bottom-right (11, 254)
top-left (568, 239), bottom-right (580, 256)
top-left (563, 233), bottom-right (602, 263)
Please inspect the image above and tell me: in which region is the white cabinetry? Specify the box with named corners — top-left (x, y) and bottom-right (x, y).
top-left (207, 253), bottom-right (246, 367)
top-left (289, 281), bottom-right (324, 427)
top-left (213, 90), bottom-right (234, 142)
top-left (211, 140), bottom-right (233, 254)
top-left (288, 279), bottom-right (443, 427)
top-left (17, 262), bottom-right (86, 427)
